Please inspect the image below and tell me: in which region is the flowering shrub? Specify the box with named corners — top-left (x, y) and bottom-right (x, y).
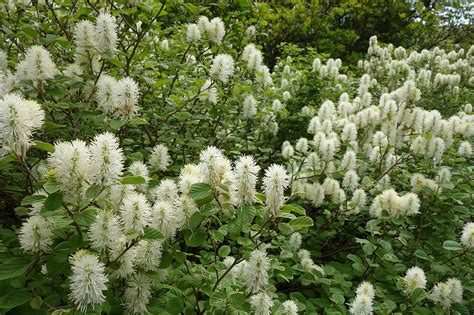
top-left (0, 1), bottom-right (473, 315)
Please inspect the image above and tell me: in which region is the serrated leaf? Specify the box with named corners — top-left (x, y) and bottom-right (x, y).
top-left (281, 204), bottom-right (306, 215)
top-left (410, 288), bottom-right (427, 303)
top-left (43, 180), bottom-right (61, 194)
top-left (218, 245), bottom-right (231, 257)
top-left (121, 176), bottom-right (146, 185)
top-left (0, 289), bottom-right (32, 309)
top-left (21, 194), bottom-right (46, 206)
top-left (0, 257), bottom-right (31, 280)
top-left (143, 227), bottom-right (164, 241)
top-left (32, 141), bottom-right (55, 153)
top-left (188, 183), bottom-right (213, 201)
top-left (289, 216), bottom-right (313, 228)
top-left (41, 192), bottom-right (63, 212)
top-left (442, 240), bottom-right (463, 251)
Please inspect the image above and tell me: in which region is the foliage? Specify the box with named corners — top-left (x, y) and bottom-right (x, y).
top-left (0, 1), bottom-right (473, 315)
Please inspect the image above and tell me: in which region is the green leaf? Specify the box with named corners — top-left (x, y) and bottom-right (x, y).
top-left (143, 227), bottom-right (164, 241)
top-left (442, 240), bottom-right (463, 251)
top-left (410, 288), bottom-right (427, 304)
top-left (167, 295), bottom-right (185, 314)
top-left (188, 183), bottom-right (213, 201)
top-left (74, 207), bottom-right (97, 226)
top-left (41, 192), bottom-right (63, 212)
top-left (281, 204), bottom-right (306, 215)
top-left (0, 289), bottom-right (32, 309)
top-left (236, 205), bottom-right (256, 224)
top-left (21, 194), bottom-right (46, 206)
top-left (32, 141), bottom-right (55, 153)
top-left (382, 253), bottom-right (400, 263)
top-left (218, 245), bottom-right (231, 257)
top-left (0, 257), bottom-right (31, 280)
top-left (330, 293), bottom-right (345, 305)
top-left (86, 185), bottom-right (102, 199)
top-left (414, 249), bottom-right (430, 260)
top-left (121, 176), bottom-right (146, 185)
top-left (43, 180), bottom-right (61, 194)
top-left (289, 216), bottom-right (313, 228)
top-left (182, 229), bottom-right (207, 247)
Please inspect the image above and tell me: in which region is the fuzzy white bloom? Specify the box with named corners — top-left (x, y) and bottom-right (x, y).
top-left (263, 164), bottom-right (289, 216)
top-left (109, 237), bottom-right (136, 278)
top-left (88, 210), bottom-right (122, 252)
top-left (246, 25), bottom-right (256, 38)
top-left (245, 249), bottom-right (270, 294)
top-left (283, 91), bottom-right (291, 102)
top-left (282, 144), bottom-right (294, 160)
top-left (96, 75), bottom-right (119, 114)
top-left (458, 141), bottom-right (472, 157)
top-left (349, 189), bottom-right (367, 212)
top-left (298, 249), bottom-right (325, 274)
top-left (437, 167), bottom-right (451, 185)
top-left (446, 278), bottom-right (463, 303)
top-left (90, 132), bottom-right (124, 186)
top-left (120, 192), bottom-right (151, 235)
top-left (117, 77), bottom-right (139, 117)
top-left (149, 144), bottom-right (170, 172)
top-left (295, 138), bottom-right (308, 153)
top-left (160, 39), bottom-right (169, 50)
top-left (250, 292), bottom-right (273, 315)
top-left (206, 17), bottom-right (225, 44)
top-left (123, 273), bottom-right (152, 314)
top-left (49, 140), bottom-right (91, 202)
top-left (153, 179), bottom-right (179, 204)
top-left (210, 54), bottom-right (234, 83)
top-left (460, 222), bottom-right (474, 249)
top-left (243, 95), bottom-right (258, 118)
top-left (134, 240), bottom-right (163, 272)
top-left (233, 155), bottom-right (260, 206)
top-left (151, 201), bottom-right (179, 240)
top-left (0, 94), bottom-right (45, 157)
top-left (16, 45), bottom-right (57, 82)
top-left (342, 170), bottom-right (360, 191)
top-left (289, 232), bottom-right (302, 250)
top-left (186, 23), bottom-right (201, 43)
top-left (74, 20), bottom-right (97, 59)
top-left (198, 146), bottom-right (231, 189)
top-left (280, 300), bottom-right (298, 315)
top-left (128, 161), bottom-right (150, 190)
top-left (431, 282), bottom-right (453, 308)
top-left (19, 215), bottom-right (54, 253)
top-left (370, 189), bottom-right (420, 218)
top-left (95, 12), bottom-right (117, 54)
top-left (69, 250), bottom-right (108, 312)
top-left (350, 282), bottom-right (374, 315)
top-left (199, 79), bottom-right (218, 104)
top-left (403, 266), bottom-right (427, 294)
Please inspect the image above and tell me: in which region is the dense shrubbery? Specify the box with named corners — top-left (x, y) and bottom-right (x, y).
top-left (0, 1), bottom-right (473, 315)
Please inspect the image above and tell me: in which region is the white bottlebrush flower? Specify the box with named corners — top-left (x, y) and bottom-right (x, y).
top-left (342, 170), bottom-right (360, 191)
top-left (69, 250), bottom-right (108, 312)
top-left (96, 75), bottom-right (119, 114)
top-left (289, 232), bottom-right (302, 250)
top-left (178, 195), bottom-right (199, 223)
top-left (350, 282), bottom-right (374, 315)
top-left (431, 282), bottom-right (452, 308)
top-left (280, 300), bottom-right (298, 315)
top-left (88, 210), bottom-right (122, 252)
top-left (245, 249), bottom-right (270, 294)
top-left (446, 278), bottom-right (462, 303)
top-left (186, 23), bottom-right (201, 43)
top-left (117, 77), bottom-right (139, 117)
top-left (19, 215), bottom-right (54, 253)
top-left (134, 240), bottom-right (163, 272)
top-left (153, 179), bottom-right (179, 204)
top-left (0, 94), bottom-right (45, 157)
top-left (350, 189), bottom-right (367, 209)
top-left (74, 20), bottom-right (97, 61)
top-left (206, 17), bottom-right (225, 44)
top-left (120, 192), bottom-right (151, 235)
top-left (460, 222), bottom-right (474, 249)
top-left (210, 54), bottom-right (234, 83)
top-left (298, 249), bottom-right (325, 274)
top-left (48, 140), bottom-right (91, 203)
top-left (149, 144), bottom-right (171, 172)
top-left (403, 266), bottom-right (427, 294)
top-left (90, 132), bottom-right (124, 186)
top-left (250, 292), bottom-right (273, 315)
top-left (458, 141), bottom-right (472, 157)
top-left (199, 79), bottom-right (218, 104)
top-left (95, 12), bottom-right (117, 54)
top-left (128, 161), bottom-right (150, 191)
top-left (16, 45), bottom-right (57, 82)
top-left (124, 273), bottom-right (152, 314)
top-left (245, 25), bottom-right (256, 38)
top-left (233, 155), bottom-right (260, 206)
top-left (151, 201), bottom-right (179, 240)
top-left (262, 164), bottom-right (289, 216)
top-left (109, 237), bottom-right (136, 278)
top-left (242, 95), bottom-right (258, 119)
top-left (295, 138), bottom-right (308, 153)
top-left (198, 146), bottom-right (231, 189)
